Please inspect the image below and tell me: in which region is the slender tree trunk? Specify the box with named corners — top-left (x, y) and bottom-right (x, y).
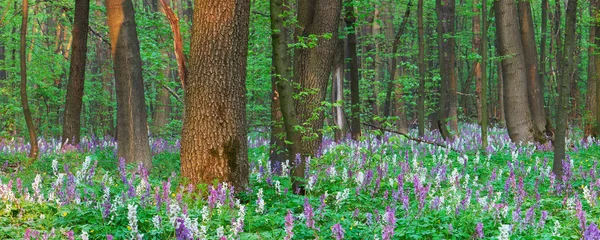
top-left (181, 0), bottom-right (250, 189)
top-left (293, 0), bottom-right (342, 156)
top-left (0, 44), bottom-right (5, 80)
top-left (106, 0), bottom-right (152, 167)
top-left (497, 60), bottom-right (505, 127)
top-left (270, 0), bottom-right (305, 192)
top-left (417, 0), bottom-right (425, 137)
top-left (585, 13), bottom-right (597, 137)
top-left (480, 0), bottom-right (488, 149)
top-left (393, 62), bottom-right (408, 133)
top-left (494, 0), bottom-right (537, 144)
top-left (435, 0), bottom-right (453, 139)
top-left (540, 0), bottom-right (548, 113)
top-left (345, 0), bottom-right (361, 140)
top-left (62, 0), bottom-right (90, 146)
top-left (596, 10), bottom-right (600, 137)
top-left (517, 0), bottom-right (547, 134)
top-left (473, 0), bottom-right (482, 123)
top-left (332, 39), bottom-right (346, 142)
top-left (371, 8), bottom-right (381, 126)
top-left (554, 0), bottom-right (578, 181)
top-left (152, 65), bottom-right (171, 130)
top-left (21, 0), bottom-right (39, 160)
top-left (270, 72), bottom-right (287, 170)
top-left (382, 1), bottom-right (412, 120)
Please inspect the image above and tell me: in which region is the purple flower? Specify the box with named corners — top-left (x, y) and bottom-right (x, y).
top-left (285, 210), bottom-right (294, 240)
top-left (539, 210), bottom-right (548, 229)
top-left (118, 157), bottom-right (128, 185)
top-left (474, 222), bottom-right (484, 239)
top-left (175, 217), bottom-right (193, 240)
top-left (584, 223), bottom-right (600, 240)
top-left (107, 235), bottom-right (114, 240)
top-left (382, 206), bottom-right (396, 240)
top-left (576, 198), bottom-right (587, 231)
top-left (304, 198), bottom-right (315, 229)
top-left (65, 230), bottom-right (74, 240)
top-left (331, 223), bottom-right (345, 240)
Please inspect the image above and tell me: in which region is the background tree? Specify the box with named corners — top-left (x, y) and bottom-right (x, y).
top-left (106, 0), bottom-right (152, 167)
top-left (62, 0), bottom-right (90, 146)
top-left (20, 0), bottom-right (38, 160)
top-left (554, 0), bottom-right (578, 178)
top-left (181, 0), bottom-right (251, 189)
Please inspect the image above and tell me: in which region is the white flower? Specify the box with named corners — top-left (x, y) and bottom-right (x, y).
top-left (127, 204), bottom-right (139, 238)
top-left (274, 181), bottom-right (281, 195)
top-left (201, 206), bottom-right (210, 223)
top-left (168, 201), bottom-right (181, 225)
top-left (81, 231), bottom-right (89, 240)
top-left (341, 168), bottom-right (348, 183)
top-left (552, 220), bottom-right (561, 236)
top-left (216, 226), bottom-right (225, 238)
top-left (355, 172), bottom-right (365, 186)
top-left (152, 215), bottom-right (161, 229)
top-left (256, 188), bottom-right (265, 214)
top-left (52, 159), bottom-right (59, 176)
top-left (583, 186), bottom-right (595, 207)
top-left (498, 224), bottom-right (511, 240)
top-left (335, 188), bottom-right (350, 208)
top-left (281, 160), bottom-right (290, 177)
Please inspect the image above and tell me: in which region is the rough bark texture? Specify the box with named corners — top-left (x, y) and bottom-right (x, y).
top-left (293, 0), bottom-right (342, 156)
top-left (62, 0), bottom-right (90, 146)
top-left (517, 0), bottom-right (547, 133)
top-left (473, 0), bottom-right (482, 123)
top-left (596, 3), bottom-right (600, 137)
top-left (540, 0), bottom-right (549, 119)
top-left (494, 0), bottom-right (536, 144)
top-left (438, 0), bottom-right (458, 134)
top-left (554, 0), bottom-right (578, 180)
top-left (0, 44), bottom-right (5, 80)
top-left (269, 72), bottom-right (286, 169)
top-left (270, 0), bottom-right (305, 192)
top-left (181, 0), bottom-right (250, 189)
top-left (417, 0), bottom-right (425, 137)
top-left (20, 0), bottom-right (38, 160)
top-left (158, 0), bottom-right (187, 88)
top-left (106, 0), bottom-right (152, 167)
top-left (345, 0), bottom-right (361, 140)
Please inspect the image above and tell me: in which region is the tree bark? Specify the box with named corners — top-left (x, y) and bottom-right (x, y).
top-left (270, 0), bottom-right (305, 192)
top-left (417, 0), bottom-right (425, 137)
top-left (0, 43), bottom-right (5, 80)
top-left (437, 0), bottom-right (458, 134)
top-left (517, 0), bottom-right (547, 133)
top-left (152, 63), bottom-right (171, 131)
top-left (332, 39), bottom-right (346, 142)
top-left (554, 0), bottom-right (578, 180)
top-left (494, 0), bottom-right (537, 144)
top-left (585, 12), bottom-right (597, 137)
top-left (345, 0), bottom-right (361, 140)
top-left (20, 0), bottom-right (38, 160)
top-left (181, 0), bottom-right (250, 189)
top-left (293, 0), bottom-right (342, 156)
top-left (480, 0), bottom-right (488, 149)
top-left (62, 0), bottom-right (90, 146)
top-left (473, 0), bottom-right (482, 124)
top-left (106, 0), bottom-right (152, 167)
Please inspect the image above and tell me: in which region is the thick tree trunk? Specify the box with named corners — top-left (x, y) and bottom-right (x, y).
top-left (517, 1), bottom-right (547, 133)
top-left (106, 0), bottom-right (152, 167)
top-left (20, 0), bottom-right (38, 160)
top-left (494, 0), bottom-right (537, 144)
top-left (417, 0), bottom-right (425, 137)
top-left (554, 0), bottom-right (578, 181)
top-left (181, 0), bottom-right (250, 189)
top-left (62, 0), bottom-right (90, 146)
top-left (345, 0), bottom-right (361, 140)
top-left (293, 0), bottom-right (342, 156)
top-left (270, 73), bottom-right (287, 170)
top-left (436, 0), bottom-right (453, 139)
top-left (438, 0), bottom-right (458, 134)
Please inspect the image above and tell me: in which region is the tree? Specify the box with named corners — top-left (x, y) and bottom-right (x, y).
top-left (332, 38), bottom-right (346, 142)
top-left (586, 1), bottom-right (598, 137)
top-left (106, 0), bottom-right (152, 167)
top-left (517, 0), bottom-right (547, 134)
top-left (293, 0), bottom-right (342, 156)
top-left (20, 0), bottom-right (38, 160)
top-left (437, 0), bottom-right (458, 134)
top-left (554, 0), bottom-right (578, 180)
top-left (480, 0), bottom-right (489, 149)
top-left (494, 0), bottom-right (537, 144)
top-left (270, 0), bottom-right (304, 191)
top-left (62, 0), bottom-right (90, 146)
top-left (417, 0), bottom-right (425, 137)
top-left (181, 0), bottom-right (251, 189)
top-left (344, 0), bottom-right (361, 140)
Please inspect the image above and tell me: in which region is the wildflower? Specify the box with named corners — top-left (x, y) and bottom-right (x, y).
top-left (335, 189), bottom-right (350, 208)
top-left (498, 224), bottom-right (511, 240)
top-left (256, 188), bottom-right (265, 214)
top-left (584, 223), bottom-right (600, 240)
top-left (331, 223), bottom-right (345, 240)
top-left (552, 220), bottom-right (561, 236)
top-left (215, 226), bottom-right (225, 239)
top-left (302, 198), bottom-right (316, 229)
top-left (152, 215), bottom-right (162, 229)
top-left (538, 210), bottom-right (548, 229)
top-left (106, 234), bottom-right (114, 240)
top-left (474, 222), bottom-right (484, 239)
top-left (275, 180), bottom-right (281, 195)
top-left (285, 210), bottom-right (294, 240)
top-left (81, 231), bottom-right (89, 240)
top-left (382, 206), bottom-right (396, 240)
top-left (175, 218), bottom-right (192, 240)
top-left (231, 205), bottom-right (246, 237)
top-left (127, 204), bottom-right (139, 239)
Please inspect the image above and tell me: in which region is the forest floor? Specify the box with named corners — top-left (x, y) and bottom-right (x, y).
top-left (0, 123), bottom-right (599, 239)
